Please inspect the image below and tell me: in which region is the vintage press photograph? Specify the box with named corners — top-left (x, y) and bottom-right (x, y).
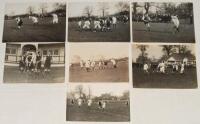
top-left (3, 43), bottom-right (65, 83)
top-left (132, 44), bottom-right (197, 88)
top-left (66, 84), bottom-right (130, 122)
top-left (69, 43), bottom-right (129, 82)
top-left (3, 2), bottom-right (66, 42)
top-left (132, 2), bottom-right (195, 43)
top-left (68, 2), bottom-right (130, 42)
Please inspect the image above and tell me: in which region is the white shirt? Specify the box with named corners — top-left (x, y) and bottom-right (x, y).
top-left (171, 16), bottom-right (179, 27)
top-left (111, 59), bottom-right (116, 65)
top-left (112, 17), bottom-right (117, 24)
top-left (85, 60), bottom-right (90, 68)
top-left (143, 64), bottom-right (148, 70)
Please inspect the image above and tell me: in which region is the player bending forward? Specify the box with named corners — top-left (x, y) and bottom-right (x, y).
top-left (83, 20), bottom-right (91, 30)
top-left (29, 16), bottom-right (38, 25)
top-left (52, 13), bottom-right (59, 24)
top-left (94, 20), bottom-right (101, 31)
top-left (171, 15), bottom-right (180, 33)
top-left (142, 14), bottom-right (151, 31)
top-left (111, 59), bottom-right (117, 68)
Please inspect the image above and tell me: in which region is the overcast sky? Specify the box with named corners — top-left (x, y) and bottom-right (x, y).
top-left (68, 84), bottom-right (129, 97)
top-left (132, 45), bottom-right (195, 62)
top-left (5, 3), bottom-right (64, 16)
top-left (70, 43), bottom-right (129, 63)
top-left (68, 2), bottom-right (128, 17)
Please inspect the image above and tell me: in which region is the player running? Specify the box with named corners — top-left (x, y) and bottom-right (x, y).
top-left (142, 14), bottom-right (151, 31)
top-left (180, 63), bottom-right (185, 74)
top-left (15, 17), bottom-right (23, 29)
top-left (171, 15), bottom-right (180, 33)
top-left (78, 20), bottom-right (82, 30)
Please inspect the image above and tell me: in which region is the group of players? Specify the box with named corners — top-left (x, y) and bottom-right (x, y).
top-left (79, 59), bottom-right (117, 72)
top-left (71, 98), bottom-right (107, 110)
top-left (141, 13), bottom-right (180, 33)
top-left (71, 98), bottom-right (129, 110)
top-left (77, 15), bottom-right (129, 32)
top-left (143, 60), bottom-right (186, 74)
top-left (19, 51), bottom-right (52, 74)
top-left (15, 13), bottom-right (59, 29)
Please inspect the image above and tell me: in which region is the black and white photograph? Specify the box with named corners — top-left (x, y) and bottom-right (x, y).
top-left (132, 44), bottom-right (197, 88)
top-left (3, 2), bottom-right (66, 42)
top-left (68, 2), bottom-right (130, 42)
top-left (3, 43), bottom-right (65, 83)
top-left (66, 84), bottom-right (130, 122)
top-left (69, 43), bottom-right (129, 82)
top-left (132, 2), bottom-right (195, 43)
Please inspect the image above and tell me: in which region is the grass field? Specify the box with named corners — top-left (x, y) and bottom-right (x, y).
top-left (132, 21), bottom-right (195, 43)
top-left (69, 60), bottom-right (129, 82)
top-left (68, 21), bottom-right (130, 42)
top-left (3, 66), bottom-right (65, 83)
top-left (66, 101), bottom-right (130, 122)
top-left (132, 66), bottom-right (198, 88)
top-left (3, 17), bottom-right (66, 42)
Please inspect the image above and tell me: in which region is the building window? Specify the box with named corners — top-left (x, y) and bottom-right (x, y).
top-left (54, 49), bottom-right (59, 55)
top-left (43, 49), bottom-right (59, 56)
top-left (43, 50), bottom-right (47, 55)
top-left (6, 48), bottom-right (17, 55)
top-left (11, 49), bottom-right (16, 54)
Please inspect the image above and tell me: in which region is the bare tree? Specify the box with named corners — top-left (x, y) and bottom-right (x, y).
top-left (83, 6), bottom-right (93, 17)
top-left (162, 45), bottom-right (176, 57)
top-left (40, 3), bottom-right (48, 16)
top-left (144, 2), bottom-right (150, 14)
top-left (132, 3), bottom-right (138, 15)
top-left (163, 3), bottom-right (176, 15)
top-left (137, 45), bottom-right (148, 57)
top-left (87, 86), bottom-right (92, 99)
top-left (137, 45), bottom-right (149, 64)
top-left (116, 2), bottom-right (129, 13)
top-left (98, 3), bottom-right (109, 17)
top-left (75, 85), bottom-right (84, 98)
top-left (176, 45), bottom-right (189, 54)
top-left (53, 3), bottom-right (66, 11)
top-left (121, 90), bottom-right (129, 100)
top-left (27, 6), bottom-right (35, 15)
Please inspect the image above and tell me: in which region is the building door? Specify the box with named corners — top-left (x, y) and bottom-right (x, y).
top-left (22, 44), bottom-right (37, 54)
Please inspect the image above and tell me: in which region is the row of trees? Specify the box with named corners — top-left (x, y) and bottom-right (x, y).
top-left (136, 45), bottom-right (194, 64)
top-left (133, 2), bottom-right (193, 16)
top-left (132, 2), bottom-right (193, 23)
top-left (6, 3), bottom-right (66, 19)
top-left (82, 2), bottom-right (129, 18)
top-left (27, 3), bottom-right (66, 16)
top-left (68, 85), bottom-right (129, 101)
